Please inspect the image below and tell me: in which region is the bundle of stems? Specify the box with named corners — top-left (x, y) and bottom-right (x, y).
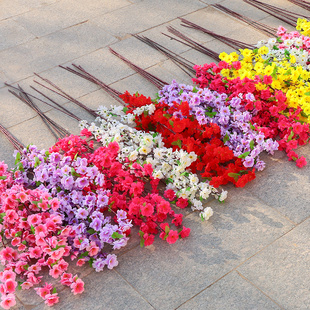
top-left (133, 34), bottom-right (196, 77)
top-left (164, 26), bottom-right (220, 61)
top-left (244, 0), bottom-right (310, 27)
top-left (287, 0), bottom-right (310, 10)
top-left (109, 47), bottom-right (168, 89)
top-left (58, 65), bottom-right (124, 105)
top-left (7, 84), bottom-right (70, 140)
top-left (179, 18), bottom-right (255, 50)
top-left (212, 4), bottom-right (277, 37)
top-left (33, 72), bottom-right (104, 118)
top-left (0, 122), bottom-right (24, 153)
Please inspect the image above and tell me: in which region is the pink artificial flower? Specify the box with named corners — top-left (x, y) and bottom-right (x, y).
top-left (11, 237), bottom-right (21, 247)
top-left (176, 198), bottom-right (188, 209)
top-left (49, 266), bottom-right (63, 279)
top-left (164, 189), bottom-right (176, 201)
top-left (70, 279), bottom-right (84, 295)
top-left (51, 248), bottom-right (65, 261)
top-left (57, 259), bottom-right (69, 271)
top-left (142, 164), bottom-right (153, 176)
top-left (296, 156), bottom-right (307, 168)
top-left (1, 270), bottom-right (16, 282)
top-left (44, 293), bottom-right (59, 306)
top-left (29, 246), bottom-right (43, 259)
top-left (166, 230), bottom-right (179, 244)
top-left (60, 273), bottom-right (72, 286)
top-left (35, 287), bottom-right (50, 299)
top-left (21, 281), bottom-right (33, 290)
top-left (0, 294), bottom-right (16, 309)
top-left (4, 280), bottom-right (17, 294)
top-left (16, 191), bottom-right (28, 203)
top-left (277, 26), bottom-right (287, 36)
top-left (4, 210), bottom-right (18, 224)
top-left (76, 259), bottom-right (85, 267)
top-left (27, 214), bottom-right (42, 227)
top-left (180, 226), bottom-right (191, 239)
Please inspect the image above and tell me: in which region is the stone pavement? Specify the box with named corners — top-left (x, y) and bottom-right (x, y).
top-left (0, 0), bottom-right (309, 309)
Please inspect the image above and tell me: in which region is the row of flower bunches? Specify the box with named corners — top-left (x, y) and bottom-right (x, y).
top-left (1, 19), bottom-right (310, 309)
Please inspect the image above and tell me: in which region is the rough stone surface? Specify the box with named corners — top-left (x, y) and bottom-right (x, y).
top-left (178, 271), bottom-right (281, 310)
top-left (238, 218), bottom-right (310, 310)
top-left (0, 1), bottom-right (309, 309)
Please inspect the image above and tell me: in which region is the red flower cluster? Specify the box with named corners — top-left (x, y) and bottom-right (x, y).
top-left (193, 62), bottom-right (309, 167)
top-left (120, 92), bottom-right (256, 187)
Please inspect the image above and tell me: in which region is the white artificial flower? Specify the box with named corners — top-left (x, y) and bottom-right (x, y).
top-left (200, 207), bottom-right (214, 220)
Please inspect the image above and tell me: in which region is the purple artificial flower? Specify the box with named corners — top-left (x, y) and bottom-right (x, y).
top-left (76, 177), bottom-right (89, 189)
top-left (105, 254), bottom-right (118, 270)
top-left (90, 218), bottom-right (102, 231)
top-left (113, 238), bottom-right (128, 250)
top-left (76, 208), bottom-right (89, 220)
top-left (97, 194), bottom-right (109, 208)
top-left (93, 258), bottom-right (106, 272)
top-left (61, 175), bottom-right (74, 190)
top-left (243, 156), bottom-right (255, 168)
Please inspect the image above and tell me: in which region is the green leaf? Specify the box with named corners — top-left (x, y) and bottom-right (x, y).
top-left (71, 167), bottom-right (81, 177)
top-left (186, 187), bottom-right (191, 191)
top-left (171, 139), bottom-right (182, 149)
top-left (201, 214), bottom-right (204, 221)
top-left (34, 157), bottom-right (41, 168)
top-left (88, 257), bottom-right (94, 267)
top-left (15, 231), bottom-right (22, 237)
top-left (165, 225), bottom-right (170, 234)
top-left (15, 152), bottom-right (21, 165)
top-left (169, 120), bottom-right (174, 127)
top-left (228, 172), bottom-right (240, 182)
top-left (24, 264), bottom-right (29, 271)
top-left (250, 140), bottom-right (255, 150)
top-left (305, 92), bottom-right (310, 96)
top-left (238, 151), bottom-right (250, 159)
top-left (22, 240), bottom-right (27, 245)
top-left (163, 114), bottom-right (171, 118)
top-left (17, 281), bottom-right (23, 290)
top-left (87, 228), bottom-right (95, 234)
top-left (0, 176), bottom-right (7, 180)
top-left (0, 213), bottom-right (5, 219)
top-left (140, 237), bottom-right (145, 248)
top-left (223, 133), bottom-right (229, 144)
top-left (31, 225), bottom-right (35, 234)
top-left (52, 287), bottom-right (57, 294)
top-left (123, 107), bottom-right (128, 113)
top-left (192, 87), bottom-right (199, 93)
top-left (206, 111), bottom-right (217, 118)
top-left (287, 130), bottom-right (294, 142)
top-left (112, 232), bottom-right (123, 239)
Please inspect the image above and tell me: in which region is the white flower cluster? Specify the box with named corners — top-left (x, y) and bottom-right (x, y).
top-left (79, 105), bottom-right (228, 212)
top-left (256, 38), bottom-right (310, 69)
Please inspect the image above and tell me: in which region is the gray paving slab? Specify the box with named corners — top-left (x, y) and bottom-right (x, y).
top-left (33, 269), bottom-right (154, 310)
top-left (178, 271), bottom-right (281, 310)
top-left (8, 116), bottom-right (58, 151)
top-left (0, 133), bottom-right (17, 168)
top-left (238, 218), bottom-right (310, 310)
top-left (0, 87), bottom-right (38, 128)
top-left (220, 0), bottom-right (271, 21)
top-left (245, 144), bottom-right (310, 224)
top-left (13, 0), bottom-right (131, 37)
top-left (181, 6), bottom-right (245, 37)
top-left (115, 188), bottom-right (294, 309)
top-left (0, 21), bottom-right (117, 83)
top-left (0, 0), bottom-right (59, 21)
top-left (91, 0), bottom-right (207, 38)
top-left (60, 47), bottom-right (136, 86)
top-left (0, 19), bottom-right (35, 52)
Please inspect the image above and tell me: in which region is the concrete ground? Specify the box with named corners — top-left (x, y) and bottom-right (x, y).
top-left (0, 0), bottom-right (309, 309)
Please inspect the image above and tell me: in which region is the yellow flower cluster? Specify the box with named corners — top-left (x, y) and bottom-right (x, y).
top-left (218, 29), bottom-right (310, 121)
top-left (296, 18), bottom-right (310, 36)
